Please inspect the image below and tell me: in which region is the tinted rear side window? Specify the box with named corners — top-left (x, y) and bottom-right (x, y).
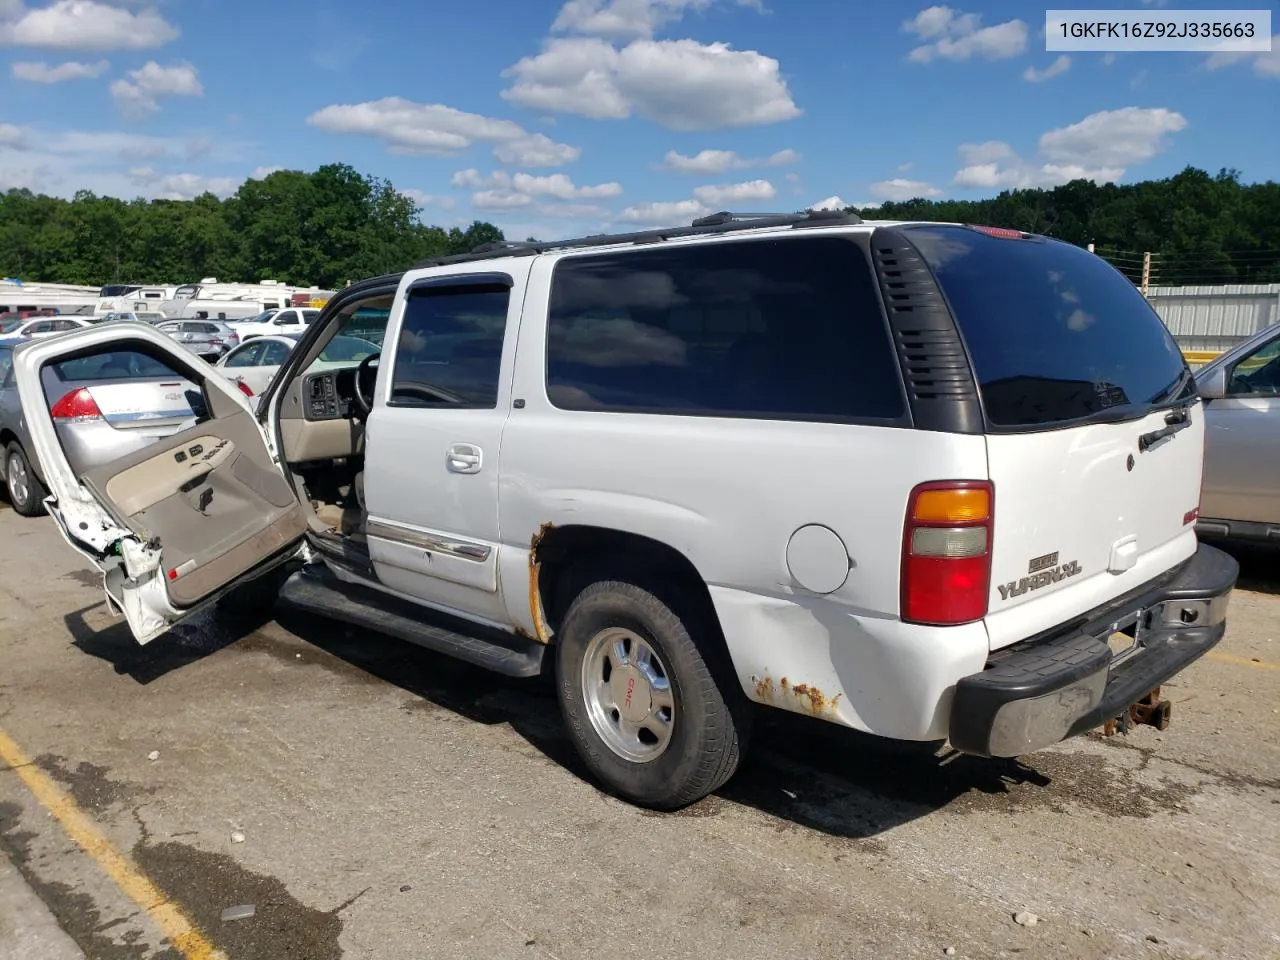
top-left (546, 236), bottom-right (904, 421)
top-left (907, 225), bottom-right (1187, 428)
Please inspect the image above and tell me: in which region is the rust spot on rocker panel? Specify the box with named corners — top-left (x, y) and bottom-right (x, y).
top-left (526, 522), bottom-right (556, 645)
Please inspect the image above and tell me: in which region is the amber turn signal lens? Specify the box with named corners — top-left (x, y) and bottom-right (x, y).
top-left (912, 487), bottom-right (990, 524)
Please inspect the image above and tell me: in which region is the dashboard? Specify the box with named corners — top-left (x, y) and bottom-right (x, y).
top-left (302, 369), bottom-right (359, 421)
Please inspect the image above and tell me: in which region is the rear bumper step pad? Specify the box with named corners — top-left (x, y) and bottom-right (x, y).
top-left (949, 543), bottom-right (1239, 757)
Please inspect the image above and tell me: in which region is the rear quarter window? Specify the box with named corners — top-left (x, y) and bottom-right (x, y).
top-left (906, 225), bottom-right (1187, 428)
top-left (545, 235), bottom-right (905, 422)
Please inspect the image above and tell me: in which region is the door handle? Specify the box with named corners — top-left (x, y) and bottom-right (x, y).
top-left (446, 443), bottom-right (483, 474)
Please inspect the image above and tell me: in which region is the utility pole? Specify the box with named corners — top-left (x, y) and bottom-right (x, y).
top-left (1141, 251), bottom-right (1152, 296)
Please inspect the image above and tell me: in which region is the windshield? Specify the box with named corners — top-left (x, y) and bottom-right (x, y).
top-left (242, 310), bottom-right (277, 324)
top-left (319, 335), bottom-right (380, 363)
top-left (907, 225), bottom-right (1190, 428)
top-left (305, 304), bottom-right (390, 372)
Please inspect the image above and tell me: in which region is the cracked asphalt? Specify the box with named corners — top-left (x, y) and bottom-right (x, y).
top-left (0, 503), bottom-right (1277, 960)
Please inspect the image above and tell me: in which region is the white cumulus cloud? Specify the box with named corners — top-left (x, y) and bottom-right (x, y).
top-left (617, 198), bottom-right (710, 223)
top-left (659, 146), bottom-right (799, 173)
top-left (502, 35), bottom-right (799, 131)
top-left (512, 172), bottom-right (623, 199)
top-left (110, 60), bottom-right (202, 119)
top-left (402, 188), bottom-right (456, 210)
top-left (473, 189), bottom-right (535, 211)
top-left (951, 107), bottom-right (1186, 190)
top-left (127, 166), bottom-right (240, 200)
top-left (307, 97), bottom-right (581, 167)
top-left (903, 6), bottom-right (1027, 62)
top-left (11, 57), bottom-right (107, 81)
top-left (1023, 54), bottom-right (1070, 83)
top-left (691, 178), bottom-right (775, 205)
top-left (0, 1), bottom-right (178, 51)
top-left (493, 133), bottom-right (582, 167)
top-left (869, 178), bottom-right (943, 201)
top-left (1038, 106), bottom-right (1186, 167)
top-left (551, 0), bottom-right (761, 41)
top-left (1205, 36), bottom-right (1280, 78)
top-left (806, 196), bottom-right (847, 212)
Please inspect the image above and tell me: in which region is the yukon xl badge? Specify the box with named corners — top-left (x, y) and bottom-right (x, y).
top-left (997, 551), bottom-right (1082, 600)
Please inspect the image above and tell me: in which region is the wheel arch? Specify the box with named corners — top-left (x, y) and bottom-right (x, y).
top-left (531, 523), bottom-right (736, 673)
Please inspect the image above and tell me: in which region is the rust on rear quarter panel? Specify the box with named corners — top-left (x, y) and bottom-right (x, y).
top-left (525, 522), bottom-right (556, 645)
top-left (751, 675), bottom-right (842, 717)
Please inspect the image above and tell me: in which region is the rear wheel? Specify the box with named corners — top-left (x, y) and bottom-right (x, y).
top-left (5, 443), bottom-right (47, 518)
top-left (555, 578), bottom-right (749, 809)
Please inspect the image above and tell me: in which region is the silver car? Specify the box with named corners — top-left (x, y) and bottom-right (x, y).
top-left (1194, 322), bottom-right (1280, 543)
top-left (0, 341), bottom-right (200, 516)
top-left (156, 319), bottom-right (240, 360)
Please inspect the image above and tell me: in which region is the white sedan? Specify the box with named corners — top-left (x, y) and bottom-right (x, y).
top-left (215, 333), bottom-right (380, 402)
top-left (0, 316), bottom-right (91, 341)
top-left (215, 334), bottom-right (297, 399)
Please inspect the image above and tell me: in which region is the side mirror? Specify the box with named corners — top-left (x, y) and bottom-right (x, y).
top-left (1196, 366), bottom-right (1228, 400)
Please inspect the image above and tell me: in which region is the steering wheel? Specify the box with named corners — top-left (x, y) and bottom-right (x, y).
top-left (353, 352), bottom-right (380, 417)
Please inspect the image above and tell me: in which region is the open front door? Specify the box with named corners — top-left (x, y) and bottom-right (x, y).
top-left (14, 323), bottom-right (307, 644)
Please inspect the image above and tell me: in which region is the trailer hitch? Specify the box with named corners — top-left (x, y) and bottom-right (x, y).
top-left (1102, 687), bottom-right (1172, 737)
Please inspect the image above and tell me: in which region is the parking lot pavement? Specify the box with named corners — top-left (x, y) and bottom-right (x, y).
top-left (0, 505), bottom-right (1276, 960)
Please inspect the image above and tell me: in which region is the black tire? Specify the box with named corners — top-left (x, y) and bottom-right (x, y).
top-left (556, 578), bottom-right (750, 810)
top-left (5, 442), bottom-right (47, 518)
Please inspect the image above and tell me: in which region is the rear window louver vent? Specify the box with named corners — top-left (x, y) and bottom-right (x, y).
top-left (871, 230), bottom-right (983, 435)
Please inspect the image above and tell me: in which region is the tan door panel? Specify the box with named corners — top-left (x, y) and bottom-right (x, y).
top-left (104, 435), bottom-right (235, 516)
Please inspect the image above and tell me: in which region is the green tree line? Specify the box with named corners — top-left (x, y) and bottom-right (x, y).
top-left (850, 167), bottom-right (1280, 286)
top-left (0, 163), bottom-right (505, 289)
top-left (2, 163), bottom-right (1277, 289)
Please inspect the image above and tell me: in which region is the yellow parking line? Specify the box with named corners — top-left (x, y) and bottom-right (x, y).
top-left (1206, 651), bottom-right (1280, 672)
top-left (0, 727), bottom-right (222, 960)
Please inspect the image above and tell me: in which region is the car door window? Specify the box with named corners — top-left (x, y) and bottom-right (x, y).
top-left (224, 342), bottom-right (265, 368)
top-left (1227, 338), bottom-right (1280, 396)
top-left (29, 322), bottom-right (53, 335)
top-left (259, 340), bottom-right (291, 366)
top-left (390, 282), bottom-right (511, 409)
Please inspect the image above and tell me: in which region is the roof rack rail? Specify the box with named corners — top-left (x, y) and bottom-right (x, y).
top-left (411, 207), bottom-right (862, 269)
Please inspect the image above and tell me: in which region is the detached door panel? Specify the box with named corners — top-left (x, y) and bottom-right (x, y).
top-left (79, 409), bottom-right (303, 606)
top-left (13, 324), bottom-right (306, 642)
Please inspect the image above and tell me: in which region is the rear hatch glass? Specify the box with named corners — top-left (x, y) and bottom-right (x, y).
top-left (905, 225), bottom-right (1201, 649)
top-left (905, 225), bottom-right (1189, 427)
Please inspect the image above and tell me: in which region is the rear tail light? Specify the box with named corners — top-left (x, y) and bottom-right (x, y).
top-left (901, 480), bottom-right (994, 626)
top-left (50, 387), bottom-right (104, 422)
top-left (236, 380), bottom-right (254, 397)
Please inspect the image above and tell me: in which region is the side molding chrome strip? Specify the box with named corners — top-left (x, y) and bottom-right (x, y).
top-left (366, 519), bottom-right (491, 562)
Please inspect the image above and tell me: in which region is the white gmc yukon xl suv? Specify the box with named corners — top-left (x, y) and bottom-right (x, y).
top-left (15, 211), bottom-right (1239, 810)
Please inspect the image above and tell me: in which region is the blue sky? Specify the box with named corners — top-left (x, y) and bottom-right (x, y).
top-left (1, 0), bottom-right (1277, 240)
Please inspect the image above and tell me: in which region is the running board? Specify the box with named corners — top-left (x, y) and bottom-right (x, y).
top-left (277, 565), bottom-right (546, 678)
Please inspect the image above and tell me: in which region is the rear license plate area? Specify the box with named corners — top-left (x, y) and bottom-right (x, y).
top-left (1103, 611), bottom-right (1143, 664)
